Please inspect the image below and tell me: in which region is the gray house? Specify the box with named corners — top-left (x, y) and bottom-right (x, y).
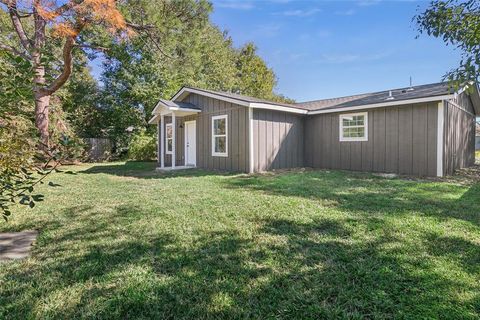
top-left (149, 82), bottom-right (480, 177)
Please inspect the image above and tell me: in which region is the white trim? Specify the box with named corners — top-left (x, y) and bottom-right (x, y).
top-left (248, 107), bottom-right (254, 173)
top-left (184, 120), bottom-right (197, 167)
top-left (173, 88), bottom-right (250, 107)
top-left (437, 101), bottom-right (444, 177)
top-left (309, 95), bottom-right (454, 115)
top-left (160, 115), bottom-right (165, 168)
top-left (339, 112), bottom-right (368, 142)
top-left (171, 87), bottom-right (307, 114)
top-left (152, 99), bottom-right (202, 115)
top-left (212, 114), bottom-right (228, 157)
top-left (165, 123), bottom-right (173, 155)
top-left (172, 114), bottom-right (176, 169)
top-left (446, 99), bottom-right (476, 117)
top-left (249, 103), bottom-right (308, 114)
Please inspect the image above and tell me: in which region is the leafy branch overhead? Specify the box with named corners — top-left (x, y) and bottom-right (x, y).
top-left (415, 0), bottom-right (480, 85)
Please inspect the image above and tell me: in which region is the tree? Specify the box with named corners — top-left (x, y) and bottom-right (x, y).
top-left (0, 51), bottom-right (75, 220)
top-left (0, 0), bottom-right (136, 148)
top-left (415, 0), bottom-right (480, 85)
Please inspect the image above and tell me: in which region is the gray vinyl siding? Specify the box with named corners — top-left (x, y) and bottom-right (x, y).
top-left (181, 93), bottom-right (249, 172)
top-left (443, 93), bottom-right (476, 175)
top-left (252, 109), bottom-right (304, 172)
top-left (304, 102), bottom-right (439, 176)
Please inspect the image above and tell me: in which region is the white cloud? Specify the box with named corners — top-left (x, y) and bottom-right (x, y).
top-left (335, 9), bottom-right (356, 16)
top-left (254, 23), bottom-right (282, 37)
top-left (316, 52), bottom-right (391, 64)
top-left (215, 1), bottom-right (255, 10)
top-left (357, 0), bottom-right (382, 6)
top-left (277, 8), bottom-right (322, 17)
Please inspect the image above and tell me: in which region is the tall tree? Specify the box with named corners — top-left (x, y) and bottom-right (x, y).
top-left (0, 0), bottom-right (131, 148)
top-left (415, 0), bottom-right (480, 85)
top-left (0, 0), bottom-right (210, 148)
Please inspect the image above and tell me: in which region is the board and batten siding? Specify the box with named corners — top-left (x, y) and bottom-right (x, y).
top-left (180, 93), bottom-right (250, 172)
top-left (443, 92), bottom-right (476, 175)
top-left (252, 109), bottom-right (304, 172)
top-left (304, 102), bottom-right (439, 176)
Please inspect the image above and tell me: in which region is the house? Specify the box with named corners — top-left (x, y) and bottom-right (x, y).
top-left (148, 82), bottom-right (480, 177)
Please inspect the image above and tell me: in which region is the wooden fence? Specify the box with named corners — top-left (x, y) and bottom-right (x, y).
top-left (84, 138), bottom-right (113, 161)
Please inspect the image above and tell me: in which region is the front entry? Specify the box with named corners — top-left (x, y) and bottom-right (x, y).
top-left (185, 120), bottom-right (196, 166)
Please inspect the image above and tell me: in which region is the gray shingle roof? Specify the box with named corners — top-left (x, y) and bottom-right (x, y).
top-left (181, 87), bottom-right (305, 109)
top-left (296, 82), bottom-right (454, 112)
top-left (159, 99), bottom-right (200, 110)
top-left (176, 82), bottom-right (455, 113)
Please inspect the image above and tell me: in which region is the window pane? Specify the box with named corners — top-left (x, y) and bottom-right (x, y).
top-left (166, 125), bottom-right (173, 139)
top-left (167, 139), bottom-right (173, 151)
top-left (214, 118), bottom-right (226, 135)
top-left (343, 115), bottom-right (364, 127)
top-left (343, 127), bottom-right (365, 138)
top-left (215, 136), bottom-right (226, 153)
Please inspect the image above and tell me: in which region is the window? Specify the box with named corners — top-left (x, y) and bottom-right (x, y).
top-left (166, 123), bottom-right (173, 154)
top-left (339, 112), bottom-right (368, 141)
top-left (212, 115), bottom-right (228, 157)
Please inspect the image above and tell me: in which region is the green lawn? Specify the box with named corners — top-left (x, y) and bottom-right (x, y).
top-left (1, 162), bottom-right (479, 319)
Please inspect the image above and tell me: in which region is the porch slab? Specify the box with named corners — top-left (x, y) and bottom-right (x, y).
top-left (0, 230), bottom-right (38, 262)
top-left (156, 165), bottom-right (196, 172)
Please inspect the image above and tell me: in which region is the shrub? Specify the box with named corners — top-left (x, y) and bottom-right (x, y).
top-left (128, 131), bottom-right (156, 161)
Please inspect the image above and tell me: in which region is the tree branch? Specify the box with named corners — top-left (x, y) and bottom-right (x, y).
top-left (7, 0), bottom-right (32, 51)
top-left (54, 0), bottom-right (85, 16)
top-left (0, 42), bottom-right (31, 60)
top-left (74, 43), bottom-right (109, 52)
top-left (42, 36), bottom-right (75, 95)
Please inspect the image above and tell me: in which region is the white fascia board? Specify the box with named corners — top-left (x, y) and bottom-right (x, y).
top-left (172, 87), bottom-right (250, 107)
top-left (148, 114), bottom-right (160, 125)
top-left (151, 101), bottom-right (163, 115)
top-left (308, 95), bottom-right (455, 115)
top-left (249, 103), bottom-right (308, 114)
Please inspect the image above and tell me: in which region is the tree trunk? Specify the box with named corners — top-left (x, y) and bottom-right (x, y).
top-left (34, 92), bottom-right (50, 148)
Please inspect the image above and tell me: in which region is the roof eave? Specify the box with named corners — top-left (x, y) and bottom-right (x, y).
top-left (308, 94), bottom-right (455, 115)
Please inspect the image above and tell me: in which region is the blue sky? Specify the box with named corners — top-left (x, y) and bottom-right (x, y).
top-left (210, 0), bottom-right (461, 101)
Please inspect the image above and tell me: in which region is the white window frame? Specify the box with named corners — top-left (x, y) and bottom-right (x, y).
top-left (339, 112), bottom-right (368, 142)
top-left (212, 114), bottom-right (228, 157)
top-left (165, 123), bottom-right (173, 154)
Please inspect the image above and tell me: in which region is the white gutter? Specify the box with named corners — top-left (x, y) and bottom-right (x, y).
top-left (308, 94), bottom-right (455, 115)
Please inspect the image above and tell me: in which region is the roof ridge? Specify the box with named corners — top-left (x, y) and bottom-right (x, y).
top-left (180, 86), bottom-right (307, 109)
top-left (297, 82), bottom-right (447, 105)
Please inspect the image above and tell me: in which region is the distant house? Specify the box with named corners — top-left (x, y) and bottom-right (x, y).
top-left (149, 82), bottom-right (480, 177)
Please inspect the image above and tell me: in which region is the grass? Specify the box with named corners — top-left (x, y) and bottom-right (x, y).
top-left (1, 162), bottom-right (479, 319)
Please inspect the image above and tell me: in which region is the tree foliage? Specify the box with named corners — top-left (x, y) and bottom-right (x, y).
top-left (415, 0), bottom-right (480, 85)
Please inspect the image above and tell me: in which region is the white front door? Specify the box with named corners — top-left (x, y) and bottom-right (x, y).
top-left (185, 121), bottom-right (196, 166)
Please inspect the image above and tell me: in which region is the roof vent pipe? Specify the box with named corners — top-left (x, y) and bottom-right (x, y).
top-left (386, 90), bottom-right (395, 100)
top-left (406, 76), bottom-right (414, 91)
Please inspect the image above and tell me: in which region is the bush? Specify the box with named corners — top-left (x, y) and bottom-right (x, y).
top-left (128, 131), bottom-right (156, 161)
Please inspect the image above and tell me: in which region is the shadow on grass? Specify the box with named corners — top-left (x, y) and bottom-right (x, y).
top-left (224, 170), bottom-right (480, 227)
top-left (78, 161), bottom-right (236, 180)
top-left (1, 202), bottom-right (479, 319)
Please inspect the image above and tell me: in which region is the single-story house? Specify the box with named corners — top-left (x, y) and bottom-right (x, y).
top-left (148, 82), bottom-right (480, 177)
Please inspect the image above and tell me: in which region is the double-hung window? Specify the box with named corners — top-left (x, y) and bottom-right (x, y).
top-left (212, 115), bottom-right (228, 157)
top-left (339, 112), bottom-right (368, 141)
top-left (165, 123), bottom-right (173, 154)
